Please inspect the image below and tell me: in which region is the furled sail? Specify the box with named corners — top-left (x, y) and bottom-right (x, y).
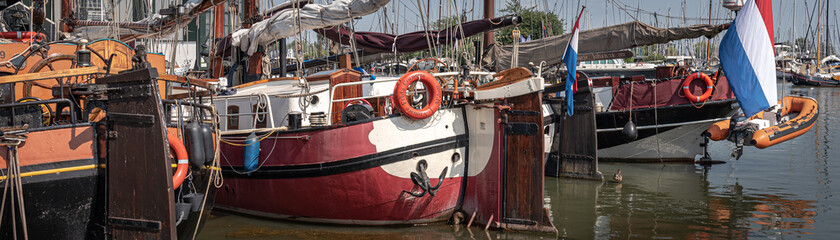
top-left (482, 21), bottom-right (729, 71)
top-left (232, 0), bottom-right (391, 55)
top-left (314, 16), bottom-right (520, 53)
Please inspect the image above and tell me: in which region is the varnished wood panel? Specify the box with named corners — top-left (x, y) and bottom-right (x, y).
top-left (99, 68), bottom-right (175, 239)
top-left (502, 92), bottom-right (553, 229)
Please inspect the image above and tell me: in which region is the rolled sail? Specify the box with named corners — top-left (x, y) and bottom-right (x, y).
top-left (314, 16), bottom-right (520, 53)
top-left (482, 21), bottom-right (729, 71)
top-left (232, 0), bottom-right (391, 55)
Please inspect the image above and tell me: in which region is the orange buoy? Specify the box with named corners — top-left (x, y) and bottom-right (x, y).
top-left (683, 72), bottom-right (714, 103)
top-left (393, 71), bottom-right (442, 119)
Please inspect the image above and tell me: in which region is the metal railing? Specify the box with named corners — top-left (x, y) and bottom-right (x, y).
top-left (327, 71), bottom-right (496, 125)
top-left (216, 93), bottom-right (275, 131)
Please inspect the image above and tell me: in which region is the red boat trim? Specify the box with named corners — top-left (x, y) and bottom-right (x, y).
top-left (222, 134), bottom-right (468, 179)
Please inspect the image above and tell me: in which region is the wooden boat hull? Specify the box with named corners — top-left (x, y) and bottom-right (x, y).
top-left (0, 125), bottom-right (102, 239)
top-left (0, 68), bottom-right (218, 239)
top-left (216, 93), bottom-right (555, 232)
top-left (216, 108), bottom-right (468, 225)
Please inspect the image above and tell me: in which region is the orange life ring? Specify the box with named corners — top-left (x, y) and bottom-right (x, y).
top-left (168, 134), bottom-right (190, 190)
top-left (683, 72), bottom-right (714, 103)
top-left (0, 31), bottom-right (46, 42)
top-left (393, 71), bottom-right (442, 119)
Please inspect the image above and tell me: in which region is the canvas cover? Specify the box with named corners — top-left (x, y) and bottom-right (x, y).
top-left (482, 21), bottom-right (728, 71)
top-left (315, 16), bottom-right (518, 53)
top-left (232, 0), bottom-right (390, 55)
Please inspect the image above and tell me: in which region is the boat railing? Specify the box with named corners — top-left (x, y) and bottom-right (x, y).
top-left (0, 98), bottom-right (77, 127)
top-left (215, 93), bottom-right (275, 131)
top-left (328, 71), bottom-right (495, 125)
top-left (162, 99), bottom-right (216, 127)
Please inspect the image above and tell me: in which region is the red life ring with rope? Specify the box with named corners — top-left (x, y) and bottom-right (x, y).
top-left (168, 134), bottom-right (190, 190)
top-left (393, 71), bottom-right (442, 119)
top-left (683, 72), bottom-right (714, 103)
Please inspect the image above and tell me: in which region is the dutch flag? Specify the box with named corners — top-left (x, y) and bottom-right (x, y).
top-left (719, 0), bottom-right (777, 117)
top-left (562, 7), bottom-right (585, 116)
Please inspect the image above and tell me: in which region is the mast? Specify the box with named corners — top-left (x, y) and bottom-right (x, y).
top-left (706, 0), bottom-right (712, 65)
top-left (482, 0), bottom-right (494, 48)
top-left (211, 2), bottom-right (225, 78)
top-left (61, 0), bottom-right (74, 32)
top-left (817, 0), bottom-right (822, 61)
top-left (826, 0), bottom-right (830, 57)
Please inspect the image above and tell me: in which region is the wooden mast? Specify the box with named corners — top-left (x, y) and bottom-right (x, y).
top-left (817, 0), bottom-right (823, 62)
top-left (211, 3), bottom-right (225, 78)
top-left (706, 0), bottom-right (712, 65)
top-left (482, 0), bottom-right (494, 48)
top-left (244, 0), bottom-right (263, 82)
top-left (60, 0), bottom-right (74, 32)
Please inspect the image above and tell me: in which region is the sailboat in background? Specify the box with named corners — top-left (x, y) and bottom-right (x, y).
top-left (706, 0), bottom-right (818, 159)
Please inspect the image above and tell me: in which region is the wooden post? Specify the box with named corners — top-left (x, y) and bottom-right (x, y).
top-left (339, 53), bottom-right (352, 69)
top-left (482, 0), bottom-right (494, 48)
top-left (210, 3), bottom-right (225, 78)
top-left (60, 0), bottom-right (73, 32)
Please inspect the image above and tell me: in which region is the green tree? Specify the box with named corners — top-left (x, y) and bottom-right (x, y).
top-left (496, 0), bottom-right (564, 45)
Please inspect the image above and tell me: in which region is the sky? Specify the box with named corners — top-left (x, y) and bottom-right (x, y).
top-left (351, 0), bottom-right (838, 45)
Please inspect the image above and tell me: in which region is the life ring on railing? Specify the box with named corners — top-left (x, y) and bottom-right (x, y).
top-left (393, 71), bottom-right (442, 119)
top-left (682, 72), bottom-right (714, 103)
top-left (169, 135), bottom-right (189, 190)
top-left (0, 31), bottom-right (46, 42)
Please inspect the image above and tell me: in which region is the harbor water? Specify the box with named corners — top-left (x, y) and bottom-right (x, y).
top-left (200, 82), bottom-right (839, 239)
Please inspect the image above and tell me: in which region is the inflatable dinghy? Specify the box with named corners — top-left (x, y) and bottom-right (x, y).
top-left (706, 96), bottom-right (818, 159)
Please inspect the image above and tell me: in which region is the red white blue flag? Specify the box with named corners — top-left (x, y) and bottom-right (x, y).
top-left (562, 7), bottom-right (585, 116)
top-left (719, 0), bottom-right (776, 116)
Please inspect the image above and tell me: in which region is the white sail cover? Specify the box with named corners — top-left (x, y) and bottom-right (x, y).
top-left (233, 0), bottom-right (390, 55)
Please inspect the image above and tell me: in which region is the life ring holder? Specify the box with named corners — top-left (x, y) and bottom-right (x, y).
top-left (682, 72), bottom-right (714, 104)
top-left (393, 71), bottom-right (442, 119)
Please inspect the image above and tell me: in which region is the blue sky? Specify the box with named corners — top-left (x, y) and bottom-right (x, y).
top-left (353, 0), bottom-right (835, 45)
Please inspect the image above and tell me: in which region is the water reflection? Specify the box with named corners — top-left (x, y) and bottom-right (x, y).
top-left (548, 163), bottom-right (821, 239)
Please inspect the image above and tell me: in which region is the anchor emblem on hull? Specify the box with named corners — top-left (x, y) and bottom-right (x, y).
top-left (403, 159), bottom-right (448, 197)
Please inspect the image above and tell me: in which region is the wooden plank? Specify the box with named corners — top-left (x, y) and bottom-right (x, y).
top-left (100, 68), bottom-right (175, 239)
top-left (0, 66), bottom-right (104, 84)
top-left (479, 67), bottom-right (532, 90)
top-left (329, 70), bottom-right (363, 123)
top-left (545, 74), bottom-right (603, 180)
top-left (230, 77), bottom-right (298, 89)
top-left (501, 92), bottom-right (555, 232)
top-left (158, 74), bottom-right (218, 89)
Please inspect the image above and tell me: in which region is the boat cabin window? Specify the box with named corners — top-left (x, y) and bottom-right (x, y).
top-left (227, 106), bottom-right (239, 130)
top-left (252, 104), bottom-right (267, 129)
